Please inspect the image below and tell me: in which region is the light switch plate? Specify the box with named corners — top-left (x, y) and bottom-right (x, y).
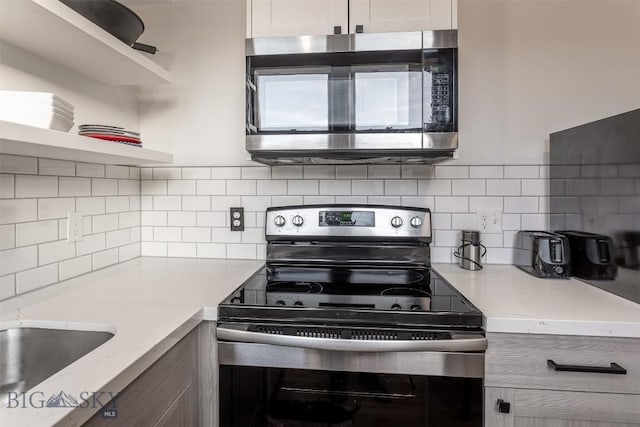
top-left (67, 212), bottom-right (83, 242)
top-left (477, 210), bottom-right (502, 233)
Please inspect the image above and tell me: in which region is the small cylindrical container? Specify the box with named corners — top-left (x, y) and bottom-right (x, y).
top-left (454, 230), bottom-right (486, 271)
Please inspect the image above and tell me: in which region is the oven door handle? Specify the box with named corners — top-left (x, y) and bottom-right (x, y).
top-left (216, 327), bottom-right (487, 352)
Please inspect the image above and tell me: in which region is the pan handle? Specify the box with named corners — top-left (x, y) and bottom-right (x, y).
top-left (132, 42), bottom-right (157, 54)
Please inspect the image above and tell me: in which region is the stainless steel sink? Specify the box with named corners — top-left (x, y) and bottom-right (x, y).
top-left (0, 325), bottom-right (115, 393)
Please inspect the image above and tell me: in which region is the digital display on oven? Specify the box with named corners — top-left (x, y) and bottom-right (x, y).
top-left (319, 211), bottom-right (375, 227)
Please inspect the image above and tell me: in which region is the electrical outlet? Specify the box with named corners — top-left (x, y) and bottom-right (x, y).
top-left (230, 207), bottom-right (244, 231)
top-left (477, 210), bottom-right (502, 233)
top-left (67, 212), bottom-right (83, 242)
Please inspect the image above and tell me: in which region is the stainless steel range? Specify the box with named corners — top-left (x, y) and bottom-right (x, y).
top-left (217, 205), bottom-right (485, 426)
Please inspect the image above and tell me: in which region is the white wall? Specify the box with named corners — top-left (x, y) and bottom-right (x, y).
top-left (133, 0), bottom-right (640, 166)
top-left (457, 0), bottom-right (640, 165)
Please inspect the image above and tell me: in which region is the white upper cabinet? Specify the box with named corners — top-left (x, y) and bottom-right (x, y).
top-left (249, 0), bottom-right (349, 38)
top-left (349, 0), bottom-right (454, 33)
top-left (248, 0), bottom-right (456, 38)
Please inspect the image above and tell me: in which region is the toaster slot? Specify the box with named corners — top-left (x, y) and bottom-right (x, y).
top-left (597, 239), bottom-right (611, 262)
top-left (549, 239), bottom-right (563, 263)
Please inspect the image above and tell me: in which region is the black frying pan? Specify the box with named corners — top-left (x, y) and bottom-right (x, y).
top-left (60, 0), bottom-right (157, 54)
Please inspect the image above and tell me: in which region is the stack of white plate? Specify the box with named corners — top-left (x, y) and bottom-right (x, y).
top-left (0, 91), bottom-right (74, 132)
top-left (78, 125), bottom-right (142, 147)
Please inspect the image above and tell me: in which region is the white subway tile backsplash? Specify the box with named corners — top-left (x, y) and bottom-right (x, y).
top-left (141, 227), bottom-right (153, 241)
top-left (183, 196), bottom-right (211, 211)
top-left (504, 197), bottom-right (538, 213)
top-left (212, 167), bottom-right (241, 180)
top-left (304, 166), bottom-right (335, 179)
top-left (0, 274), bottom-right (16, 300)
top-left (272, 196), bottom-right (303, 206)
top-left (0, 199), bottom-right (37, 224)
top-left (385, 180), bottom-right (417, 195)
top-left (106, 229), bottom-right (130, 248)
top-left (197, 180), bottom-right (227, 195)
top-left (469, 197), bottom-right (503, 212)
top-left (367, 196), bottom-right (400, 205)
top-left (352, 180), bottom-right (384, 195)
top-left (140, 195), bottom-right (152, 210)
top-left (521, 214), bottom-right (547, 229)
top-left (76, 163), bottom-right (105, 178)
top-left (16, 220), bottom-right (58, 247)
top-left (435, 197), bottom-right (468, 212)
top-left (59, 177), bottom-right (91, 197)
top-left (287, 180), bottom-right (318, 195)
top-left (435, 166), bottom-right (468, 179)
top-left (486, 180), bottom-right (520, 196)
top-left (183, 227), bottom-right (211, 243)
top-left (486, 247), bottom-right (515, 264)
top-left (76, 233), bottom-right (106, 256)
top-left (400, 196), bottom-right (434, 208)
top-left (140, 168), bottom-right (152, 179)
top-left (0, 225), bottom-right (14, 250)
top-left (153, 195), bottom-right (181, 211)
top-left (272, 166), bottom-right (303, 179)
top-left (0, 154), bottom-right (38, 174)
top-left (336, 195), bottom-right (367, 204)
top-left (521, 179), bottom-right (546, 196)
top-left (153, 168), bottom-right (181, 179)
top-left (38, 198), bottom-right (74, 220)
top-left (502, 214), bottom-right (521, 230)
top-left (257, 180), bottom-right (287, 195)
top-left (92, 178), bottom-right (118, 196)
top-left (119, 243), bottom-right (140, 261)
top-left (16, 175), bottom-right (58, 198)
top-left (169, 211), bottom-right (197, 227)
top-left (130, 227), bottom-right (141, 243)
top-left (76, 197), bottom-right (105, 216)
top-left (39, 239), bottom-right (75, 265)
top-left (141, 211), bottom-right (167, 226)
top-left (368, 165), bottom-right (400, 179)
top-left (141, 180), bottom-right (167, 195)
top-left (106, 196), bottom-right (130, 213)
top-left (93, 248), bottom-right (119, 269)
top-left (241, 167), bottom-right (271, 180)
top-left (241, 228), bottom-right (264, 244)
top-left (431, 247), bottom-right (453, 263)
top-left (118, 179), bottom-right (139, 195)
top-left (168, 242), bottom-right (197, 257)
top-left (197, 243), bottom-right (226, 258)
top-left (469, 166), bottom-right (503, 179)
top-left (39, 159), bottom-right (74, 176)
top-left (129, 168), bottom-right (141, 180)
top-left (16, 264), bottom-right (58, 294)
top-left (452, 180), bottom-right (485, 196)
top-left (227, 243), bottom-right (257, 259)
top-left (129, 196), bottom-right (141, 211)
top-left (320, 180), bottom-right (351, 195)
top-left (418, 180), bottom-right (451, 196)
top-left (243, 212), bottom-right (257, 228)
top-left (105, 165), bottom-right (129, 179)
top-left (93, 213), bottom-right (119, 233)
top-left (197, 211), bottom-right (226, 227)
top-left (211, 228), bottom-right (242, 243)
top-left (154, 227), bottom-right (182, 242)
top-left (0, 174), bottom-right (15, 198)
top-left (304, 196), bottom-right (335, 204)
top-left (168, 180), bottom-right (196, 195)
top-left (431, 213), bottom-right (451, 230)
top-left (141, 242), bottom-right (166, 257)
top-left (182, 167), bottom-right (211, 179)
top-left (59, 255), bottom-right (92, 281)
top-left (336, 165), bottom-right (367, 179)
top-left (241, 196), bottom-right (272, 212)
top-left (505, 165), bottom-right (539, 179)
top-left (435, 230), bottom-right (460, 247)
top-left (0, 246), bottom-right (37, 275)
top-left (210, 196), bottom-right (241, 211)
top-left (401, 165), bottom-right (434, 179)
top-left (451, 214), bottom-right (477, 229)
top-left (482, 233), bottom-right (503, 248)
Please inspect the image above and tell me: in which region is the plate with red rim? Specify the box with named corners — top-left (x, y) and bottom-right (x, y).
top-left (82, 133), bottom-right (141, 144)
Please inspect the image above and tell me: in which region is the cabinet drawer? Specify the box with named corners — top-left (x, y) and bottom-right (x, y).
top-left (486, 387), bottom-right (640, 426)
top-left (485, 333), bottom-right (640, 394)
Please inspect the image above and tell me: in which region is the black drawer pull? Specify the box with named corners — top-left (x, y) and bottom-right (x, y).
top-left (547, 359), bottom-right (627, 375)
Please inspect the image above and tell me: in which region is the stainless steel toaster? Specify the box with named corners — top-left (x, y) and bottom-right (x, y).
top-left (514, 231), bottom-right (571, 278)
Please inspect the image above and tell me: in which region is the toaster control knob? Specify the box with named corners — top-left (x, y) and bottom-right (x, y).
top-left (410, 305), bottom-right (421, 311)
top-left (293, 301), bottom-right (304, 307)
top-left (292, 215), bottom-right (304, 227)
top-left (391, 303), bottom-right (402, 310)
top-left (390, 216), bottom-right (403, 228)
top-left (275, 300), bottom-right (286, 306)
top-left (554, 266), bottom-right (564, 275)
top-left (410, 216), bottom-right (423, 228)
top-left (274, 215), bottom-right (286, 227)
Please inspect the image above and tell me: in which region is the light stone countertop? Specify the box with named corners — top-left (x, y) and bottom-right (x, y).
top-left (1, 258), bottom-right (639, 426)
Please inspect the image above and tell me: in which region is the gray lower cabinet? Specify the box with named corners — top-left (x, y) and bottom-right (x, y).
top-left (485, 333), bottom-right (640, 427)
top-left (84, 327), bottom-right (199, 426)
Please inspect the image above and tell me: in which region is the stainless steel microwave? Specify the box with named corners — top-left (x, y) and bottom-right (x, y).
top-left (245, 30), bottom-right (458, 165)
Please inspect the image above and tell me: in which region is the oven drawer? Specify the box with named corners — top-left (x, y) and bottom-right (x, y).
top-left (485, 333), bottom-right (640, 394)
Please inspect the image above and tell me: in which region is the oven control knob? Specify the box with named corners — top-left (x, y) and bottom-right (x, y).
top-left (274, 215), bottom-right (286, 227)
top-left (276, 300), bottom-right (286, 306)
top-left (294, 301), bottom-right (303, 307)
top-left (292, 215), bottom-right (304, 227)
top-left (390, 216), bottom-right (403, 228)
top-left (410, 305), bottom-right (421, 311)
top-left (391, 303), bottom-right (402, 310)
top-left (410, 216), bottom-right (423, 228)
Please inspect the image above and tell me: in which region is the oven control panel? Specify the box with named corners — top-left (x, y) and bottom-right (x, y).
top-left (266, 205), bottom-right (431, 240)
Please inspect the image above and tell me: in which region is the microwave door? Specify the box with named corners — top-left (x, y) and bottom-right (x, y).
top-left (255, 67), bottom-right (331, 133)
